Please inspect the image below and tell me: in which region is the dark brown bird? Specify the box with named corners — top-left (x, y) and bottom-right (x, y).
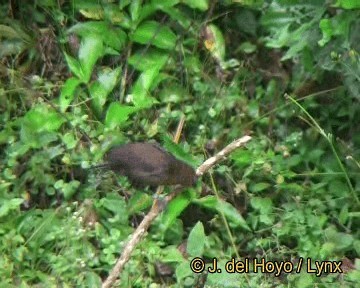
top-left (103, 142), bottom-right (197, 187)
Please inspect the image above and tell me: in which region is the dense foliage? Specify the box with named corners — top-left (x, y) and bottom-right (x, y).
top-left (1, 0), bottom-right (359, 287)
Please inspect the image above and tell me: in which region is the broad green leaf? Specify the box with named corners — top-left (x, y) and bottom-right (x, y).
top-left (250, 197), bottom-right (273, 214)
top-left (152, 0), bottom-right (179, 8)
top-left (54, 180), bottom-right (80, 200)
top-left (104, 4), bottom-right (129, 26)
top-left (231, 150), bottom-right (253, 168)
top-left (59, 77), bottom-right (81, 112)
top-left (105, 102), bottom-right (138, 129)
top-left (207, 260), bottom-right (245, 286)
top-left (335, 0), bottom-right (360, 9)
top-left (130, 0), bottom-right (142, 21)
top-left (20, 126), bottom-right (58, 148)
top-left (100, 193), bottom-right (127, 216)
top-left (64, 53), bottom-right (83, 80)
top-left (127, 192), bottom-right (153, 215)
top-left (277, 183), bottom-right (305, 194)
top-left (161, 6), bottom-right (191, 28)
top-left (318, 19), bottom-right (333, 46)
top-left (79, 36), bottom-right (104, 83)
top-left (162, 246), bottom-right (184, 262)
top-left (0, 198), bottom-right (24, 218)
top-left (89, 67), bottom-right (121, 115)
top-left (187, 222), bottom-right (205, 256)
top-left (160, 189), bottom-right (196, 231)
top-left (85, 272), bottom-right (102, 288)
top-left (175, 261), bottom-right (194, 281)
top-left (97, 194), bottom-right (129, 224)
top-left (339, 205), bottom-right (349, 225)
top-left (62, 133), bottom-right (77, 149)
top-left (68, 21), bottom-right (127, 50)
top-left (239, 42), bottom-right (257, 54)
top-left (23, 104), bottom-right (64, 133)
top-left (131, 21), bottom-right (176, 50)
top-left (195, 196), bottom-right (251, 231)
top-left (131, 67), bottom-right (160, 108)
top-left (182, 0), bottom-right (208, 11)
top-left (328, 180), bottom-right (348, 198)
top-left (79, 9), bottom-right (103, 19)
top-left (249, 182), bottom-right (271, 193)
top-left (128, 49), bottom-right (168, 71)
top-left (97, 67), bottom-right (122, 90)
top-left (204, 24), bottom-right (225, 63)
top-left (69, 21), bottom-right (109, 36)
top-left (0, 128), bottom-right (14, 144)
top-left (232, 0), bottom-right (263, 7)
top-left (162, 136), bottom-right (198, 167)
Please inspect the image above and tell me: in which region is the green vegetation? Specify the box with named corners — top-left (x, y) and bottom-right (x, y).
top-left (1, 0), bottom-right (359, 287)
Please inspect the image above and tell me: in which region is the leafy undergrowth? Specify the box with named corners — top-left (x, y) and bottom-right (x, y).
top-left (1, 0), bottom-right (359, 287)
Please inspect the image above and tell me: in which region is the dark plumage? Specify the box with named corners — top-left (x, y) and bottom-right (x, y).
top-left (103, 143), bottom-right (197, 187)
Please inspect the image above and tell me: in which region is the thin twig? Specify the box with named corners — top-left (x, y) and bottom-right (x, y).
top-left (196, 135), bottom-right (252, 176)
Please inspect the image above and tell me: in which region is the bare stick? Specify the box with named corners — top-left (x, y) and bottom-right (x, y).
top-left (101, 135), bottom-right (252, 288)
top-left (196, 135), bottom-right (252, 176)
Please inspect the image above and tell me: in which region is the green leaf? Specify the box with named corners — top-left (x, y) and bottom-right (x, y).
top-left (54, 180), bottom-right (80, 200)
top-left (0, 198), bottom-right (24, 218)
top-left (127, 192), bottom-right (153, 215)
top-left (195, 196), bottom-right (251, 231)
top-left (79, 36), bottom-right (104, 83)
top-left (339, 205), bottom-right (349, 225)
top-left (250, 197), bottom-right (275, 225)
top-left (182, 0), bottom-right (208, 11)
top-left (207, 260), bottom-right (245, 286)
top-left (97, 67), bottom-right (122, 91)
top-left (131, 67), bottom-right (160, 108)
top-left (68, 21), bottom-right (127, 51)
top-left (89, 67), bottom-right (121, 115)
top-left (64, 53), bottom-right (83, 80)
top-left (335, 0), bottom-right (360, 9)
top-left (204, 24), bottom-right (226, 63)
top-left (162, 136), bottom-right (198, 167)
top-left (62, 132), bottom-right (77, 149)
top-left (250, 197), bottom-right (273, 214)
top-left (249, 182), bottom-right (271, 193)
top-left (161, 5), bottom-right (191, 28)
top-left (231, 150), bottom-right (253, 168)
top-left (152, 0), bottom-right (180, 8)
top-left (162, 246), bottom-right (184, 263)
top-left (131, 21), bottom-right (176, 50)
top-left (105, 103), bottom-right (138, 129)
top-left (318, 19), bottom-right (333, 47)
top-left (23, 104), bottom-right (64, 133)
top-left (160, 190), bottom-right (196, 231)
top-left (128, 49), bottom-right (168, 71)
top-left (175, 261), bottom-right (193, 281)
top-left (59, 77), bottom-right (81, 112)
top-left (85, 271), bottom-right (102, 287)
top-left (0, 128), bottom-right (14, 145)
top-left (104, 4), bottom-right (130, 26)
top-left (325, 226), bottom-right (354, 251)
top-left (328, 180), bottom-right (348, 198)
top-left (130, 0), bottom-right (142, 21)
top-left (187, 222), bottom-right (205, 256)
top-left (100, 193), bottom-right (127, 216)
top-left (278, 183), bottom-right (305, 194)
top-left (239, 42), bottom-right (257, 54)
